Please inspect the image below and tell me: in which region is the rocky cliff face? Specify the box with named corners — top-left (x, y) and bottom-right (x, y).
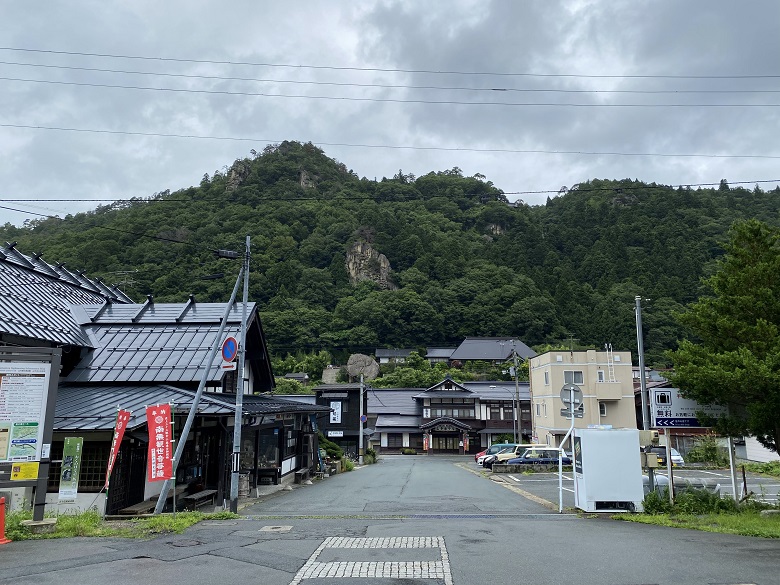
top-left (346, 241), bottom-right (397, 290)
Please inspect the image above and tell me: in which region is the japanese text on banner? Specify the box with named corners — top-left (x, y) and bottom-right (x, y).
top-left (145, 404), bottom-right (173, 482)
top-left (105, 409), bottom-right (131, 489)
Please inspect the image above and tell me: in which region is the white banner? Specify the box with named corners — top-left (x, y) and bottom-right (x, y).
top-left (329, 401), bottom-right (342, 424)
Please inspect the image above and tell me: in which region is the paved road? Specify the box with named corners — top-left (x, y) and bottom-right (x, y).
top-left (1, 455), bottom-right (778, 585)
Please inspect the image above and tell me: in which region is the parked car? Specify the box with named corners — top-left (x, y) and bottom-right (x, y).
top-left (646, 446), bottom-right (684, 467)
top-left (506, 448), bottom-right (572, 466)
top-left (483, 444), bottom-right (546, 468)
top-left (477, 443), bottom-right (517, 466)
top-left (670, 448), bottom-right (685, 466)
top-left (475, 448), bottom-right (488, 463)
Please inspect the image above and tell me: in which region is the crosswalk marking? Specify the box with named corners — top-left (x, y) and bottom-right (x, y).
top-left (290, 536), bottom-right (452, 584)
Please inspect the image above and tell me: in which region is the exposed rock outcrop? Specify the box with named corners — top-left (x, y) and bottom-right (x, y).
top-left (346, 241), bottom-right (396, 290)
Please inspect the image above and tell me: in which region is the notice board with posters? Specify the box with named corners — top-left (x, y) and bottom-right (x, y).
top-left (0, 347), bottom-right (61, 521)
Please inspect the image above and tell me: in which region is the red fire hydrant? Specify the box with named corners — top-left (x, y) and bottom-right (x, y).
top-left (0, 496), bottom-right (11, 544)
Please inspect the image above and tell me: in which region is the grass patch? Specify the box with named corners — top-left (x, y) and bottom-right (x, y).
top-left (614, 487), bottom-right (780, 538)
top-left (617, 512), bottom-right (780, 538)
top-left (5, 509), bottom-right (240, 541)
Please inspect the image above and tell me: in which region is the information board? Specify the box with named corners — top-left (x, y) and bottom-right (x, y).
top-left (0, 361), bottom-right (52, 463)
top-left (651, 388), bottom-right (728, 428)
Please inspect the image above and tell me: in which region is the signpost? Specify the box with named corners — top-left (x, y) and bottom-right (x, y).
top-left (651, 389), bottom-right (728, 428)
top-left (221, 336), bottom-right (238, 371)
top-left (558, 383), bottom-right (584, 512)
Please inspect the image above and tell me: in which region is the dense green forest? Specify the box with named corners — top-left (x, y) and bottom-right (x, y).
top-left (3, 141), bottom-right (778, 367)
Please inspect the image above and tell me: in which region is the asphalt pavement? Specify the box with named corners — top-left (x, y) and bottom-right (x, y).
top-left (1, 455), bottom-right (778, 585)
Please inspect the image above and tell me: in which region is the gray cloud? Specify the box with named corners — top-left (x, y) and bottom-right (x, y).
top-left (1, 0), bottom-right (778, 225)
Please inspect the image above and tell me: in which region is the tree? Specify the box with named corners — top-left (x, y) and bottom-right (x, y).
top-left (667, 220), bottom-right (780, 453)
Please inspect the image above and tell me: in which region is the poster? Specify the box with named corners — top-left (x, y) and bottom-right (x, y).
top-left (0, 362), bottom-right (51, 463)
top-left (329, 401), bottom-right (342, 424)
top-left (146, 404), bottom-right (173, 482)
top-left (11, 462), bottom-right (39, 481)
top-left (58, 437), bottom-right (84, 503)
top-left (105, 409), bottom-right (131, 489)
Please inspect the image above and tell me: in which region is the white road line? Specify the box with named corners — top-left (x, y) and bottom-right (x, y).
top-left (289, 536), bottom-right (452, 585)
top-left (508, 475), bottom-right (520, 482)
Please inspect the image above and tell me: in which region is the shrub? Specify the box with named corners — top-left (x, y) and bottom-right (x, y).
top-left (401, 448), bottom-right (417, 455)
top-left (342, 458), bottom-right (355, 472)
top-left (317, 432), bottom-right (343, 460)
top-left (365, 448), bottom-right (377, 464)
top-left (685, 435), bottom-right (729, 466)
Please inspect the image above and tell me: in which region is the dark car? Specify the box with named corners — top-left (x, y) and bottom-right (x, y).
top-left (506, 448), bottom-right (572, 466)
top-left (646, 446), bottom-right (668, 466)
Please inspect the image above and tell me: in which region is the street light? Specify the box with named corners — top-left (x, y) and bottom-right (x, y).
top-left (490, 385), bottom-right (518, 442)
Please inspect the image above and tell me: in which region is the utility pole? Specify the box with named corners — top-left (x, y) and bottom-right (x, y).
top-left (358, 374), bottom-right (364, 465)
top-left (512, 342), bottom-right (520, 443)
top-left (230, 235), bottom-right (250, 513)
top-left (635, 295), bottom-right (655, 491)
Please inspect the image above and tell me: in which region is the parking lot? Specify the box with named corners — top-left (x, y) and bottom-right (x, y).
top-left (471, 460), bottom-right (780, 510)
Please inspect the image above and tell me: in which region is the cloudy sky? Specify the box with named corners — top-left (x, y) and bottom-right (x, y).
top-left (2, 1), bottom-right (779, 226)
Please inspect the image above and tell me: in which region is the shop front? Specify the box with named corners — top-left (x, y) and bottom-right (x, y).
top-left (421, 418), bottom-right (472, 455)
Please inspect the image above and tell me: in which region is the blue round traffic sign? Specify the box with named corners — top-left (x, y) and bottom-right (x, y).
top-left (222, 337), bottom-right (238, 362)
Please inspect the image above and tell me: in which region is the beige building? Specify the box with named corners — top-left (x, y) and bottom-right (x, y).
top-left (529, 349), bottom-right (637, 447)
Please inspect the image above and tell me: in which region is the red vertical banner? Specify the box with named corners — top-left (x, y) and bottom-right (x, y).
top-left (105, 409), bottom-right (131, 490)
top-left (146, 404), bottom-right (173, 482)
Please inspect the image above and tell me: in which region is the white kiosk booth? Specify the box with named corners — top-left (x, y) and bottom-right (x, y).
top-left (573, 427), bottom-right (644, 513)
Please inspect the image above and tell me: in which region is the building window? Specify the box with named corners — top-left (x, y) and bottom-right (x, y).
top-left (597, 370), bottom-right (605, 382)
top-left (387, 433), bottom-right (404, 448)
top-left (544, 371), bottom-right (549, 385)
top-left (599, 402), bottom-right (607, 417)
top-left (48, 442), bottom-right (110, 492)
top-left (489, 405), bottom-right (501, 420)
top-left (535, 403), bottom-right (541, 416)
top-left (563, 371), bottom-right (584, 385)
top-left (502, 405), bottom-right (514, 419)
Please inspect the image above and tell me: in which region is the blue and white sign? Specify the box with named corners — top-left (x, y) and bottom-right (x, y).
top-left (651, 389), bottom-right (728, 428)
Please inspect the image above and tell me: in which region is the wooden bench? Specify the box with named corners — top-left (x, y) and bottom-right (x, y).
top-left (182, 489), bottom-right (218, 510)
top-left (118, 500), bottom-right (156, 515)
top-left (294, 468), bottom-right (310, 483)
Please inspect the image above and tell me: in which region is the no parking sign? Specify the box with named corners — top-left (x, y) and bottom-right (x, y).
top-left (221, 336), bottom-right (238, 370)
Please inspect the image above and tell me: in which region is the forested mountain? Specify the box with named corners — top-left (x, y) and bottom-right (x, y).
top-left (3, 141), bottom-right (778, 366)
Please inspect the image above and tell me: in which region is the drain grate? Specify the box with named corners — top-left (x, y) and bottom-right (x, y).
top-left (259, 525), bottom-right (293, 533)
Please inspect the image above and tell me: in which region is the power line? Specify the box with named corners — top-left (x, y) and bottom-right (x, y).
top-left (3, 46), bottom-right (780, 80)
top-left (2, 179), bottom-right (778, 211)
top-left (3, 76), bottom-right (777, 107)
top-left (2, 123), bottom-right (779, 160)
top-left (2, 60), bottom-right (778, 95)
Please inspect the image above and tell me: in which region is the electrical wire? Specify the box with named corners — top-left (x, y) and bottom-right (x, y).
top-left (1, 60), bottom-right (778, 95)
top-left (3, 76), bottom-right (777, 107)
top-left (2, 123), bottom-right (779, 160)
top-left (3, 46), bottom-right (780, 80)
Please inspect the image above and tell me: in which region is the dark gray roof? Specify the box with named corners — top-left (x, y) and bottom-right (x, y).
top-left (461, 381), bottom-right (531, 401)
top-left (375, 414), bottom-right (421, 430)
top-left (54, 384), bottom-right (235, 431)
top-left (203, 392), bottom-right (330, 415)
top-left (367, 388), bottom-right (421, 415)
top-left (425, 347), bottom-right (455, 359)
top-left (273, 394), bottom-right (318, 405)
top-left (412, 390), bottom-right (475, 399)
top-left (0, 246), bottom-right (132, 346)
top-left (449, 337), bottom-right (537, 362)
top-left (65, 302), bottom-right (259, 384)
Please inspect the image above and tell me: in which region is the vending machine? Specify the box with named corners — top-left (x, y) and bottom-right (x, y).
top-left (573, 427), bottom-right (644, 513)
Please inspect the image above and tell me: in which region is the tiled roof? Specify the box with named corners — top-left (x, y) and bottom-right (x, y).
top-left (367, 388), bottom-right (422, 415)
top-left (54, 384), bottom-right (235, 431)
top-left (0, 244), bottom-right (132, 346)
top-left (64, 301), bottom-right (273, 386)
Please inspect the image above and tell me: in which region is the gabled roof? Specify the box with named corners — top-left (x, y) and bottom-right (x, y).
top-left (449, 337), bottom-right (536, 362)
top-left (420, 416), bottom-right (472, 431)
top-left (0, 243), bottom-right (132, 346)
top-left (203, 392), bottom-right (331, 416)
top-left (65, 300), bottom-right (274, 388)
